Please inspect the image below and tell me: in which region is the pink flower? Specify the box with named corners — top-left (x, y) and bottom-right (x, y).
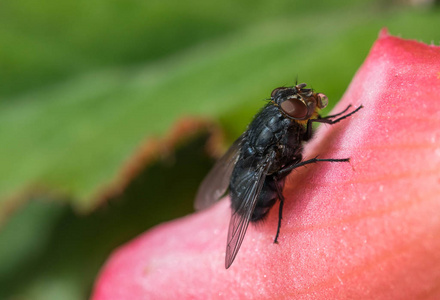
top-left (92, 29), bottom-right (440, 299)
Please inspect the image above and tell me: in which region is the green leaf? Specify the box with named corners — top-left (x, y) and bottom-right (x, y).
top-left (4, 7), bottom-right (440, 216)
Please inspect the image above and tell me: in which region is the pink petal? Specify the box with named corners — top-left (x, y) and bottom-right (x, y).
top-left (92, 29), bottom-right (440, 299)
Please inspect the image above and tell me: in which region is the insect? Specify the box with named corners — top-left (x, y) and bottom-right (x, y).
top-left (195, 83), bottom-right (362, 268)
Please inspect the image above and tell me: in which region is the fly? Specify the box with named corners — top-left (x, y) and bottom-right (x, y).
top-left (195, 83), bottom-right (362, 269)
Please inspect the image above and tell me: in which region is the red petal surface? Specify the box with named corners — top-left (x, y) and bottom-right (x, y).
top-left (92, 30), bottom-right (440, 299)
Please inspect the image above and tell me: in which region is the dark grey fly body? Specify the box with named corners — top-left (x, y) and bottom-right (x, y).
top-left (195, 83), bottom-right (362, 268)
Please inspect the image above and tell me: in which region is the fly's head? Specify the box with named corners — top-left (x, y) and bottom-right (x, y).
top-left (270, 83), bottom-right (328, 121)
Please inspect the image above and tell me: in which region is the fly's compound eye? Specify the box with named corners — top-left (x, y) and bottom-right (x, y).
top-left (280, 97), bottom-right (308, 119)
top-left (317, 93), bottom-right (328, 109)
top-left (271, 87), bottom-right (288, 99)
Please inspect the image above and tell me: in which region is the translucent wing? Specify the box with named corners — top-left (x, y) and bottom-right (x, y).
top-left (225, 152), bottom-right (274, 269)
top-left (194, 135), bottom-right (244, 211)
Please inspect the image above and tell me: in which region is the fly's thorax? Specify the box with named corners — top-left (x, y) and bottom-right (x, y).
top-left (285, 120), bottom-right (306, 150)
top-left (244, 105), bottom-right (287, 155)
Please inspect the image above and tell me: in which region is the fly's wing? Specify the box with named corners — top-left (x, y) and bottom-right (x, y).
top-left (225, 152), bottom-right (274, 269)
top-left (194, 135), bottom-right (244, 211)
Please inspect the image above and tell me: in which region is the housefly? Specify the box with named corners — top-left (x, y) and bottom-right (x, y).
top-left (195, 83), bottom-right (362, 269)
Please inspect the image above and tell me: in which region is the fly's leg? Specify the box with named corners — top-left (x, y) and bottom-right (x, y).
top-left (272, 105), bottom-right (362, 243)
top-left (277, 157), bottom-right (349, 178)
top-left (272, 157), bottom-right (350, 243)
top-left (273, 177), bottom-right (284, 244)
top-left (314, 105), bottom-right (363, 125)
top-left (322, 104), bottom-right (353, 119)
top-left (303, 104), bottom-right (363, 141)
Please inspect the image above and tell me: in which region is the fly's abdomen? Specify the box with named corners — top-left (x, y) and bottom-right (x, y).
top-left (229, 165), bottom-right (255, 212)
top-left (230, 157), bottom-right (281, 222)
top-left (250, 179), bottom-right (278, 221)
top-left (251, 175), bottom-right (286, 222)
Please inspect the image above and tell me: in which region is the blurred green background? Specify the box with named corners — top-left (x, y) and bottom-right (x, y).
top-left (1, 0), bottom-right (440, 299)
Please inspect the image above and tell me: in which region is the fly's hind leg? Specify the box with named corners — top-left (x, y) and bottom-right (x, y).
top-left (273, 176), bottom-right (284, 244)
top-left (272, 156), bottom-right (350, 243)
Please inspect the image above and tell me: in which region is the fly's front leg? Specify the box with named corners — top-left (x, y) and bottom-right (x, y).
top-left (322, 104), bottom-right (353, 119)
top-left (314, 104), bottom-right (363, 125)
top-left (303, 104), bottom-right (363, 141)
